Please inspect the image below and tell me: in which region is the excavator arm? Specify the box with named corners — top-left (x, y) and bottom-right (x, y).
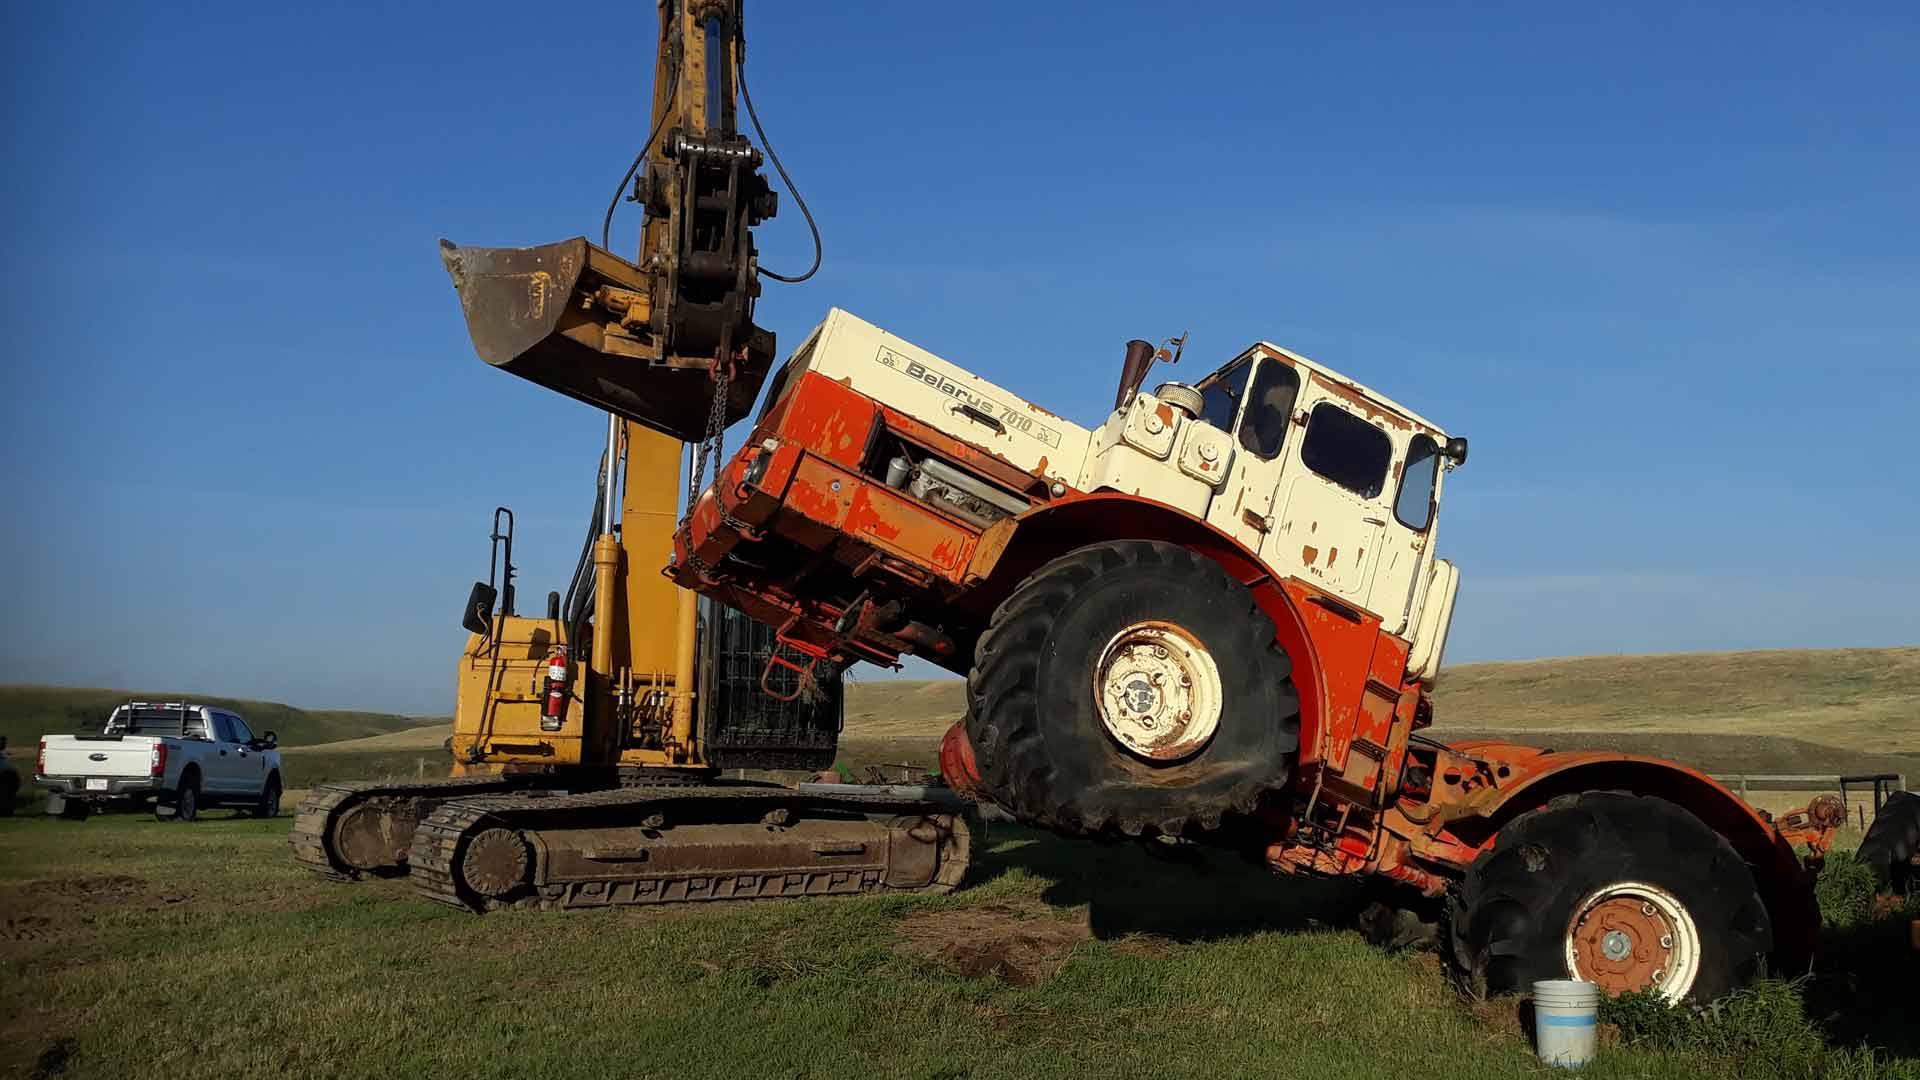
top-left (439, 0), bottom-right (782, 442)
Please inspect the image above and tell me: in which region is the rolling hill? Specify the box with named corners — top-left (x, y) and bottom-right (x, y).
top-left (837, 647), bottom-right (1920, 777)
top-left (0, 685), bottom-right (435, 751)
top-left (14, 646), bottom-right (1917, 780)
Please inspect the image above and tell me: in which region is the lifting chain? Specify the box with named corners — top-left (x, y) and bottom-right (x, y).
top-left (677, 353), bottom-right (734, 578)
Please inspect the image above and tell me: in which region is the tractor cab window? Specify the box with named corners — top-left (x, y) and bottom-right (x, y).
top-left (1300, 402), bottom-right (1391, 498)
top-left (1395, 433), bottom-right (1441, 530)
top-left (1196, 357), bottom-right (1252, 433)
top-left (1238, 360), bottom-right (1300, 460)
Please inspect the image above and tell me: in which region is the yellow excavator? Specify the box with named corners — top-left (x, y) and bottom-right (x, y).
top-left (289, 0), bottom-right (971, 911)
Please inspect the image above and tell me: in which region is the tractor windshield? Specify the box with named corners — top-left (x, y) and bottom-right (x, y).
top-left (1195, 358), bottom-right (1252, 433)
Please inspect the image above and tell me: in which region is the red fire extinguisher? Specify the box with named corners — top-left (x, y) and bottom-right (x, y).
top-left (540, 647), bottom-right (570, 729)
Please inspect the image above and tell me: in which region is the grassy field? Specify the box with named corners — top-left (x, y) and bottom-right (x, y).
top-left (3, 651), bottom-right (1917, 1077)
top-left (2, 811), bottom-right (1913, 1080)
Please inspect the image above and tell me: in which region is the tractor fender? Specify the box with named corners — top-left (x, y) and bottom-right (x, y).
top-left (1447, 740), bottom-right (1817, 972)
top-left (967, 492), bottom-right (1329, 748)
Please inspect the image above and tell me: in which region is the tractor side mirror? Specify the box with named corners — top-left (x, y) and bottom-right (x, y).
top-left (462, 581), bottom-right (497, 636)
top-left (1442, 436), bottom-right (1469, 466)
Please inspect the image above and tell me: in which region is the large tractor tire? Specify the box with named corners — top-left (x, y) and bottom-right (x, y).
top-left (1449, 791), bottom-right (1771, 1005)
top-left (963, 540), bottom-right (1299, 838)
top-left (1856, 790), bottom-right (1919, 894)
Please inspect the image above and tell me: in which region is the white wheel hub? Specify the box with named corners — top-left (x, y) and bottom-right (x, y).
top-left (1092, 622), bottom-right (1223, 762)
top-left (1564, 880), bottom-right (1702, 1001)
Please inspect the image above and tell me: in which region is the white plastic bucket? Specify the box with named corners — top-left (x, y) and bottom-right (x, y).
top-left (1532, 979), bottom-right (1600, 1067)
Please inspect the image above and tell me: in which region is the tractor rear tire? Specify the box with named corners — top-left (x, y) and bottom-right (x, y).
top-left (1856, 790), bottom-right (1919, 894)
top-left (963, 540), bottom-right (1298, 838)
top-left (1448, 791), bottom-right (1771, 1004)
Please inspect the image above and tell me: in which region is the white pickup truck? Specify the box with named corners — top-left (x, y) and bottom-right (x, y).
top-left (37, 702), bottom-right (282, 822)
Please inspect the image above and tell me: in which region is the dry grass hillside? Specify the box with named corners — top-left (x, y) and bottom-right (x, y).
top-left (0, 685), bottom-right (432, 751)
top-left (839, 647), bottom-right (1920, 777)
top-left (179, 647), bottom-right (1920, 782)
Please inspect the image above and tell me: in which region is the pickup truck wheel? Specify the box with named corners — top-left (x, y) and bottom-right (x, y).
top-left (253, 776), bottom-right (283, 819)
top-left (964, 540), bottom-right (1299, 838)
top-left (161, 779), bottom-right (200, 823)
top-left (1448, 791), bottom-right (1770, 1004)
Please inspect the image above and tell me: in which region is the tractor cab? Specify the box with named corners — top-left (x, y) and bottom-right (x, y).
top-left (1095, 343), bottom-right (1465, 669)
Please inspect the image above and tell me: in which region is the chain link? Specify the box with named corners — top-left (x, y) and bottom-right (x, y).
top-left (677, 357), bottom-right (733, 578)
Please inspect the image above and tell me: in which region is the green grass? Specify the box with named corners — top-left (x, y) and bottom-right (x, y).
top-left (0, 685), bottom-right (438, 753)
top-left (1, 813), bottom-right (1913, 1080)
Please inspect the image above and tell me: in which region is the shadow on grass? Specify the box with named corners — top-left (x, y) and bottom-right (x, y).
top-left (1802, 903), bottom-right (1920, 1060)
top-left (969, 823), bottom-right (1363, 942)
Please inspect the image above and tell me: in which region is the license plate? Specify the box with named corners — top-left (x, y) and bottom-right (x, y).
top-left (85, 778), bottom-right (109, 791)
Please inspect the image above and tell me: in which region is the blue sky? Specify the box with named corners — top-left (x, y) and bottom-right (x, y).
top-left (2, 2), bottom-right (1915, 713)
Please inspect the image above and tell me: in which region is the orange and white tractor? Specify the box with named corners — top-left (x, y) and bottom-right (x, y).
top-left (665, 307), bottom-right (1845, 1003)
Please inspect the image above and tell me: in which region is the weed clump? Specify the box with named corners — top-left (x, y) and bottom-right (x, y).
top-left (1602, 981), bottom-right (1914, 1079)
top-left (1815, 850), bottom-right (1881, 930)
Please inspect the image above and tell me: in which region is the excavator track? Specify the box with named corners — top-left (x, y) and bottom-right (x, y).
top-left (407, 784), bottom-right (973, 913)
top-left (290, 776), bottom-right (529, 881)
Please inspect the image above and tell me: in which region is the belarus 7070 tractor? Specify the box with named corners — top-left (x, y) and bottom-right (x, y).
top-left (655, 309), bottom-right (1844, 1004)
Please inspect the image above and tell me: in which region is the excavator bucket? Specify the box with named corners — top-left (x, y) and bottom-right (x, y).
top-left (439, 237), bottom-right (775, 442)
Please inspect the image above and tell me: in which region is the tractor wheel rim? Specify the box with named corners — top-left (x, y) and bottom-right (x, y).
top-left (1091, 621), bottom-right (1223, 762)
top-left (1564, 880), bottom-right (1701, 1001)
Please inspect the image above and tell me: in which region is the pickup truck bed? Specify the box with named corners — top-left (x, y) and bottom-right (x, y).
top-left (37, 702), bottom-right (282, 821)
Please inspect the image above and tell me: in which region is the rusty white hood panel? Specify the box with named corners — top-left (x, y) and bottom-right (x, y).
top-left (799, 309), bottom-right (1093, 485)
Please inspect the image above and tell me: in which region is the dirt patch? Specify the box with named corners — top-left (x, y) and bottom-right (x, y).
top-left (2, 873), bottom-right (193, 944)
top-left (895, 903), bottom-right (1153, 987)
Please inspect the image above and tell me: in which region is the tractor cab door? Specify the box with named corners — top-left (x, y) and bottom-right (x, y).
top-left (1268, 387), bottom-right (1398, 608)
top-left (1198, 353), bottom-right (1302, 555)
top-left (1365, 432), bottom-right (1445, 635)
